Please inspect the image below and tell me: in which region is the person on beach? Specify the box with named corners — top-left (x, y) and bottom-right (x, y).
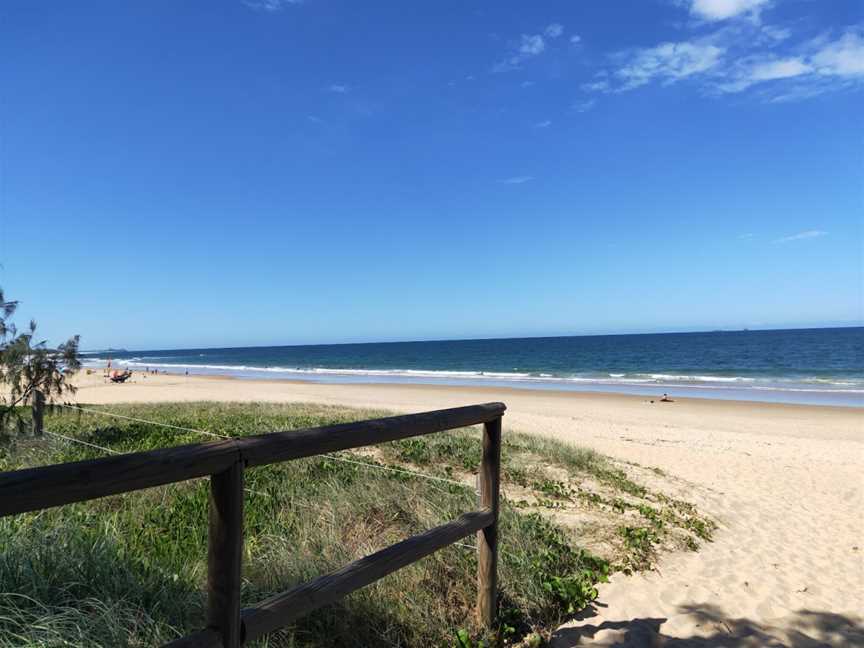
top-left (661, 393), bottom-right (674, 402)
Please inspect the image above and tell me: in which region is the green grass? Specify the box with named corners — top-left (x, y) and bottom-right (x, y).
top-left (0, 402), bottom-right (714, 647)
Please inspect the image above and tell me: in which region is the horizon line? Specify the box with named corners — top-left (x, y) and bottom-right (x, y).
top-left (81, 323), bottom-right (864, 354)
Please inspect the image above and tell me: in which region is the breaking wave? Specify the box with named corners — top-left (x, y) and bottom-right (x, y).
top-left (80, 358), bottom-right (864, 393)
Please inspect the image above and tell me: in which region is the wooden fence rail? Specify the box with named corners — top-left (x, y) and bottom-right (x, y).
top-left (1, 400), bottom-right (506, 648)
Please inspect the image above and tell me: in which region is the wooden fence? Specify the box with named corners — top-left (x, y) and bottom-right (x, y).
top-left (2, 400), bottom-right (506, 647)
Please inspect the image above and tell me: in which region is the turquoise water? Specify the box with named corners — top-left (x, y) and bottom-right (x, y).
top-left (83, 327), bottom-right (864, 407)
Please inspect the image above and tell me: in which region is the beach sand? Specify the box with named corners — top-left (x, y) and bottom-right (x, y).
top-left (71, 370), bottom-right (863, 646)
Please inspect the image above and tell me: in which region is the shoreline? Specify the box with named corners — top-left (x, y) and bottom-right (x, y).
top-left (88, 365), bottom-right (860, 408)
top-left (76, 368), bottom-right (861, 437)
top-left (87, 363), bottom-right (864, 409)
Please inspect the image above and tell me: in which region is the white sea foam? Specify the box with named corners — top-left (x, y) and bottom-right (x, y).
top-left (646, 373), bottom-right (755, 383)
top-left (80, 358), bottom-right (864, 393)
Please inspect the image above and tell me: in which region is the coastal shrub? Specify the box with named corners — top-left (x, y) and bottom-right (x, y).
top-left (0, 286), bottom-right (80, 437)
top-left (618, 525), bottom-right (660, 573)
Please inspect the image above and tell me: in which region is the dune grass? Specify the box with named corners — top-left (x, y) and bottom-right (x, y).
top-left (0, 402), bottom-right (713, 647)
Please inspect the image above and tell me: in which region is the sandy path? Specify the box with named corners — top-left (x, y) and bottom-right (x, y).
top-left (71, 372), bottom-right (864, 646)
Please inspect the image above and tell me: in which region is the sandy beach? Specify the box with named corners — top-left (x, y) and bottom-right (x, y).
top-left (71, 370), bottom-right (863, 646)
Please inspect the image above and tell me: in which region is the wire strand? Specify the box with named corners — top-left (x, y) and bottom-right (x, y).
top-left (44, 428), bottom-right (269, 499)
top-left (54, 403), bottom-right (229, 439)
top-left (44, 429), bottom-right (121, 455)
top-left (323, 453), bottom-right (470, 489)
top-left (453, 542), bottom-right (478, 551)
top-left (52, 403), bottom-right (472, 490)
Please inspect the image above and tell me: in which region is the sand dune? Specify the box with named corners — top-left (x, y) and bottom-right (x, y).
top-left (70, 371), bottom-right (864, 646)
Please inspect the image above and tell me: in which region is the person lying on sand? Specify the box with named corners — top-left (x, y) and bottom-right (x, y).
top-left (110, 369), bottom-right (133, 383)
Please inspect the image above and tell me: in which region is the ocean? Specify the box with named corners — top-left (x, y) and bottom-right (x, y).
top-left (82, 327), bottom-right (864, 407)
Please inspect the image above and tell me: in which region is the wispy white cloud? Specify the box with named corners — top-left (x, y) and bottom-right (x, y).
top-left (328, 84), bottom-right (350, 93)
top-left (520, 80), bottom-right (535, 88)
top-left (774, 230), bottom-right (827, 243)
top-left (545, 23), bottom-right (564, 39)
top-left (494, 26), bottom-right (567, 72)
top-left (244, 0), bottom-right (302, 11)
top-left (810, 30), bottom-right (864, 77)
top-left (614, 41), bottom-right (725, 90)
top-left (581, 79), bottom-right (609, 92)
top-left (533, 120), bottom-right (552, 128)
top-left (499, 175), bottom-right (534, 185)
top-left (716, 28), bottom-right (864, 96)
top-left (687, 0), bottom-right (771, 23)
top-left (766, 82), bottom-right (839, 103)
top-left (750, 57), bottom-right (811, 80)
top-left (761, 25), bottom-right (791, 42)
top-left (572, 99), bottom-right (596, 112)
top-left (716, 56), bottom-right (811, 92)
top-left (493, 35), bottom-right (544, 72)
top-left (570, 35), bottom-right (582, 45)
top-left (493, 44), bottom-right (537, 71)
top-left (583, 24), bottom-right (864, 101)
top-left (738, 232), bottom-right (754, 240)
top-left (520, 34), bottom-right (545, 56)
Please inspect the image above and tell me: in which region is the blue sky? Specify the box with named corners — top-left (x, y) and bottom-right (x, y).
top-left (1, 0), bottom-right (862, 350)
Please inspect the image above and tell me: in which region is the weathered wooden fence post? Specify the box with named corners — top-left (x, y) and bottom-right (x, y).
top-left (207, 459), bottom-right (245, 647)
top-left (32, 390), bottom-right (45, 437)
top-left (477, 415), bottom-right (501, 628)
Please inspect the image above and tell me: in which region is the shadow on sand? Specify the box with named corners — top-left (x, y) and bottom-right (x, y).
top-left (551, 604), bottom-right (864, 647)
